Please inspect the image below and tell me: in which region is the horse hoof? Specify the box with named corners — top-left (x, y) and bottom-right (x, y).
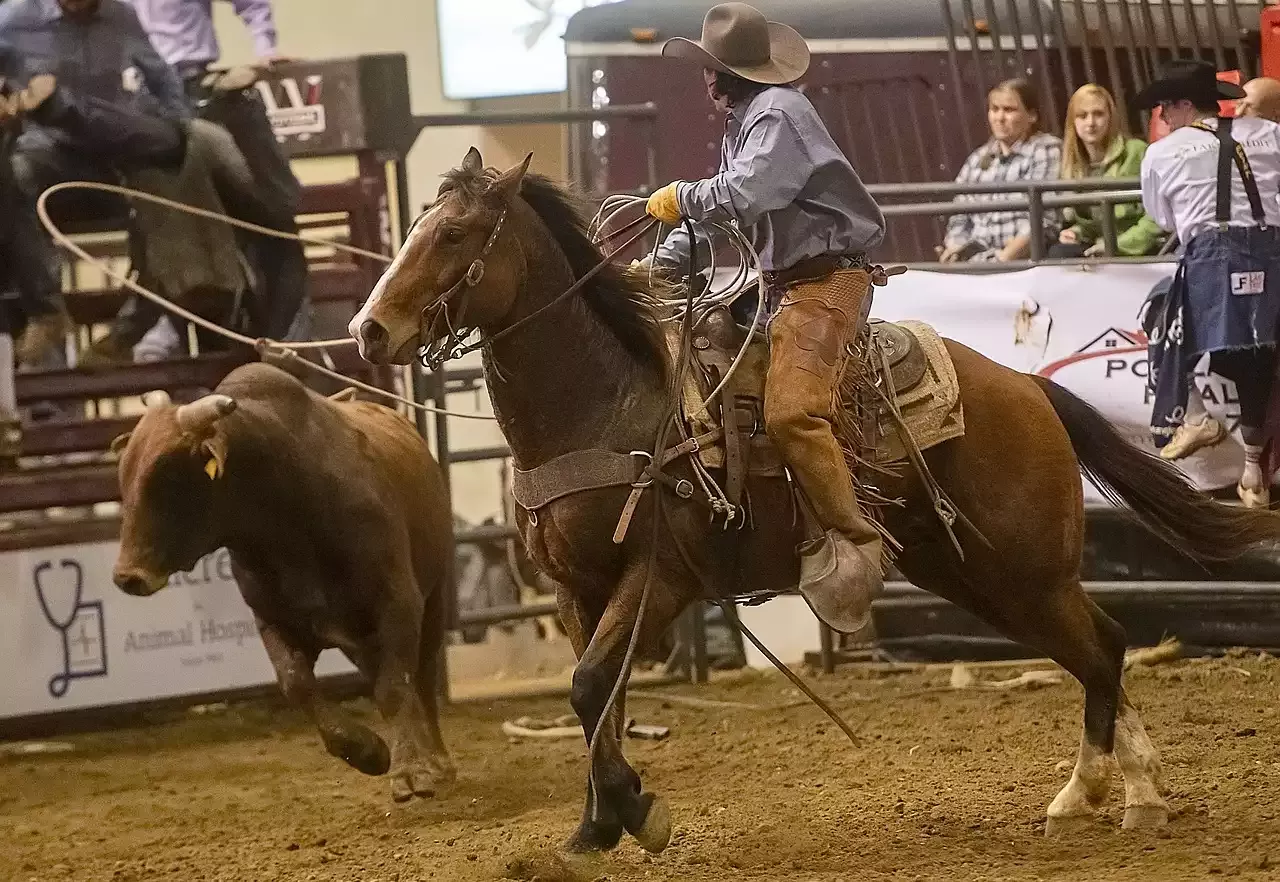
top-left (322, 725), bottom-right (391, 776)
top-left (1122, 804), bottom-right (1169, 831)
top-left (633, 795), bottom-right (672, 854)
top-left (1044, 813), bottom-right (1093, 838)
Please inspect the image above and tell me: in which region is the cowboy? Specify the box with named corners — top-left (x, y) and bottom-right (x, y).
top-left (646, 2), bottom-right (887, 632)
top-left (1139, 59), bottom-right (1280, 507)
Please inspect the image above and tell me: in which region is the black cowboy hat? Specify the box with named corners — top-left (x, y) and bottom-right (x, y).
top-left (1133, 59), bottom-right (1245, 109)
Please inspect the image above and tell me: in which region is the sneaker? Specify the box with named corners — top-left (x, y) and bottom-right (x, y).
top-left (15, 310), bottom-right (72, 368)
top-left (1159, 415), bottom-right (1226, 461)
top-left (1237, 480), bottom-right (1271, 509)
top-left (78, 332), bottom-right (137, 370)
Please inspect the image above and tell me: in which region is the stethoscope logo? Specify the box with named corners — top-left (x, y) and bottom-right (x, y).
top-left (34, 559), bottom-right (108, 698)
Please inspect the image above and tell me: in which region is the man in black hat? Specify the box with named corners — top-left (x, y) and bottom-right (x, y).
top-left (644, 3), bottom-right (888, 634)
top-left (1138, 59), bottom-right (1280, 507)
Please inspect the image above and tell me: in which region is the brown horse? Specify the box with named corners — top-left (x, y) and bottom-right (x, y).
top-left (350, 149), bottom-right (1279, 854)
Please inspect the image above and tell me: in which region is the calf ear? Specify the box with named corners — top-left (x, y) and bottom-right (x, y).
top-left (199, 434), bottom-right (229, 480)
top-left (110, 432), bottom-right (132, 455)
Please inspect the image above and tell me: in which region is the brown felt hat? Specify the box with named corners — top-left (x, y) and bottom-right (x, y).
top-left (661, 3), bottom-right (810, 86)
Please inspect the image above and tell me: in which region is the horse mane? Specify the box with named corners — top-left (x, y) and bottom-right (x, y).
top-left (441, 165), bottom-right (669, 382)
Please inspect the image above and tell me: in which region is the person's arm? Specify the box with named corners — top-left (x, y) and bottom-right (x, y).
top-left (230, 0), bottom-right (280, 61)
top-left (122, 8), bottom-right (190, 120)
top-left (676, 109), bottom-right (814, 229)
top-left (939, 150), bottom-right (981, 261)
top-left (1008, 137), bottom-right (1063, 258)
top-left (1140, 151), bottom-right (1174, 233)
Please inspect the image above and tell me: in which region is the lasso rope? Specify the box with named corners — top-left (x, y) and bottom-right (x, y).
top-left (35, 180), bottom-right (498, 420)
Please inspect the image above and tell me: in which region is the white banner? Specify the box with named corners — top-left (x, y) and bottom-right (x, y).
top-left (0, 542), bottom-right (355, 721)
top-left (869, 261), bottom-right (1250, 501)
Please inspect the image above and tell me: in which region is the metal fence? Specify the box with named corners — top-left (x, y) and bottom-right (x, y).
top-left (939, 0), bottom-right (1263, 145)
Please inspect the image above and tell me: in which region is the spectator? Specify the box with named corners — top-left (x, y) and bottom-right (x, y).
top-left (939, 78), bottom-right (1062, 263)
top-left (124, 0), bottom-right (285, 84)
top-left (1050, 83), bottom-right (1165, 258)
top-left (87, 0), bottom-right (307, 365)
top-left (0, 0), bottom-right (189, 369)
top-left (1237, 77), bottom-right (1280, 123)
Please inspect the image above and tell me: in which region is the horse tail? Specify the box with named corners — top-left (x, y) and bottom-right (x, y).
top-left (1030, 374), bottom-right (1280, 562)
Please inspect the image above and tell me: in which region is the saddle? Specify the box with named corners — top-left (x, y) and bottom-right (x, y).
top-left (675, 306), bottom-right (935, 494)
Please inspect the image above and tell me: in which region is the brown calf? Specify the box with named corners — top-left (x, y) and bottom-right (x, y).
top-left (111, 362), bottom-right (455, 802)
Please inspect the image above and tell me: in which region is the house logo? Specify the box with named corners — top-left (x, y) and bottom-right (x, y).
top-left (254, 74), bottom-right (326, 142)
top-left (1037, 327), bottom-right (1148, 381)
top-left (34, 559), bottom-right (108, 698)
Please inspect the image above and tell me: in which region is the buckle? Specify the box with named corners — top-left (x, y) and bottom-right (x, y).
top-left (629, 451), bottom-right (655, 488)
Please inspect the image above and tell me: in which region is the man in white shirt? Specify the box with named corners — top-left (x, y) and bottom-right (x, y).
top-left (1138, 60), bottom-right (1280, 507)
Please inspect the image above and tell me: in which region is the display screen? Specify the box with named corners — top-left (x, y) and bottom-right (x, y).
top-left (437, 0), bottom-right (622, 100)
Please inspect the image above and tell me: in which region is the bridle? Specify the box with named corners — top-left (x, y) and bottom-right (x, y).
top-left (414, 204), bottom-right (658, 371)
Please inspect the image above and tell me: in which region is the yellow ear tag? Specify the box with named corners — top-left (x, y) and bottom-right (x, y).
top-left (204, 457), bottom-right (219, 480)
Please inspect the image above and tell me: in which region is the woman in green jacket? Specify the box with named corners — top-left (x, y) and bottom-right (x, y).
top-left (1050, 84), bottom-right (1167, 258)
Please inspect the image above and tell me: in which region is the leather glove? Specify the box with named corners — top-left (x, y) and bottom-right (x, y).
top-left (646, 182), bottom-right (683, 225)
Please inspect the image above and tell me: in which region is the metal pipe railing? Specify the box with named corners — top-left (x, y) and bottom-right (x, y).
top-left (869, 176), bottom-right (1140, 197)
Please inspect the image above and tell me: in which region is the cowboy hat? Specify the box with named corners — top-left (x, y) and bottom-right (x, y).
top-left (661, 3), bottom-right (809, 86)
top-left (1134, 59), bottom-right (1245, 109)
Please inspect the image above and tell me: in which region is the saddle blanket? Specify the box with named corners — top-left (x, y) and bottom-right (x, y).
top-left (669, 317), bottom-right (965, 473)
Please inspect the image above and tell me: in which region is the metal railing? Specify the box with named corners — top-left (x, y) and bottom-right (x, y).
top-left (866, 175), bottom-right (1170, 262)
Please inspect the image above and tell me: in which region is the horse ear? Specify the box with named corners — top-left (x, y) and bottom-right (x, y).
top-left (462, 146), bottom-right (483, 175)
top-left (110, 432), bottom-right (132, 455)
top-left (488, 152), bottom-right (533, 206)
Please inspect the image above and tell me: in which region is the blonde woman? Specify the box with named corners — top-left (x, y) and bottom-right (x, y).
top-left (1051, 84), bottom-right (1165, 257)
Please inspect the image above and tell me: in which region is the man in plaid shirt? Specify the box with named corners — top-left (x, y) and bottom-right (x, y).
top-left (940, 79), bottom-right (1063, 262)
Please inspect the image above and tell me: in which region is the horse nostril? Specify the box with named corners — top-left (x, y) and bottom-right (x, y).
top-left (360, 319), bottom-right (387, 345)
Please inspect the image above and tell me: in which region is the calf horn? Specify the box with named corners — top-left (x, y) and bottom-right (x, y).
top-left (142, 390), bottom-right (172, 409)
top-left (175, 394), bottom-right (237, 434)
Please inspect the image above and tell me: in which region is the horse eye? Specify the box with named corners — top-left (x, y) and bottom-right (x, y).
top-left (444, 227), bottom-right (467, 244)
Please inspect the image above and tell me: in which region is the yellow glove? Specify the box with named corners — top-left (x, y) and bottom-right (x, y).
top-left (646, 182), bottom-right (683, 225)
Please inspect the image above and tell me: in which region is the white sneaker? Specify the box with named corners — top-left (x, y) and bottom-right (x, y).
top-left (1159, 416), bottom-right (1226, 461)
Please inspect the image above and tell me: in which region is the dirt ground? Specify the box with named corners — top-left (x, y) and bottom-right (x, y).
top-left (2, 654), bottom-right (1278, 882)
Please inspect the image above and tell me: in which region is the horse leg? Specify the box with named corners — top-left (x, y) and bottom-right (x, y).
top-left (1113, 689), bottom-right (1169, 830)
top-left (1023, 590), bottom-right (1127, 835)
top-left (554, 584), bottom-right (624, 852)
top-left (563, 565), bottom-right (684, 855)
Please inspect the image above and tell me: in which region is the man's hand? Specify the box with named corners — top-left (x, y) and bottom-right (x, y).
top-left (937, 243), bottom-right (964, 263)
top-left (1059, 228), bottom-right (1079, 245)
top-left (646, 183), bottom-right (683, 225)
top-left (257, 53), bottom-right (296, 70)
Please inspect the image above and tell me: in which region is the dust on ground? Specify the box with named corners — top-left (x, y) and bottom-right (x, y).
top-left (2, 654), bottom-right (1278, 882)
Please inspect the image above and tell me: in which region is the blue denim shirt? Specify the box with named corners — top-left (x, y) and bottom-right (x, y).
top-left (0, 0), bottom-right (189, 141)
top-left (655, 85), bottom-right (885, 273)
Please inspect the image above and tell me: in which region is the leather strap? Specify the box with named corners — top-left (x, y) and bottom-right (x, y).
top-left (512, 448), bottom-right (643, 511)
top-left (1191, 118), bottom-right (1267, 227)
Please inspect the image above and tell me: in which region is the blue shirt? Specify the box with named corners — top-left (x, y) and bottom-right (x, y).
top-left (122, 0), bottom-right (278, 68)
top-left (656, 85), bottom-right (885, 273)
top-left (0, 0), bottom-right (189, 132)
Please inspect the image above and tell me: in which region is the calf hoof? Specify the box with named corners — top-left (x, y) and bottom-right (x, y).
top-left (322, 725), bottom-right (390, 776)
top-left (1122, 804), bottom-right (1170, 831)
top-left (1044, 813), bottom-right (1094, 838)
top-left (628, 794), bottom-right (672, 854)
top-left (390, 763), bottom-right (454, 803)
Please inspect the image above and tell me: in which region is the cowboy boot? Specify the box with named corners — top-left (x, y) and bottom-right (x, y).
top-left (764, 269), bottom-right (883, 634)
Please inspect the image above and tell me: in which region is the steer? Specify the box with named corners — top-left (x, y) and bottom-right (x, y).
top-left (111, 362), bottom-right (455, 802)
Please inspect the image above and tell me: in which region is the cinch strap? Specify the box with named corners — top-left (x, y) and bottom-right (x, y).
top-left (1191, 117), bottom-right (1267, 227)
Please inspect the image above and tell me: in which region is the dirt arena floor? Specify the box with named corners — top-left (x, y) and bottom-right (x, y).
top-left (3, 653), bottom-right (1278, 882)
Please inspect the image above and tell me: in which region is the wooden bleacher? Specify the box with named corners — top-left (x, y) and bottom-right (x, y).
top-left (0, 175), bottom-right (396, 518)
